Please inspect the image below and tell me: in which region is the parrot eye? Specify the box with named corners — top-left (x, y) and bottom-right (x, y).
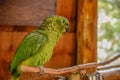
top-left (63, 20), bottom-right (65, 23)
top-left (63, 20), bottom-right (68, 25)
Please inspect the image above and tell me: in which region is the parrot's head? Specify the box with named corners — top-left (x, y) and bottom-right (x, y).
top-left (39, 15), bottom-right (69, 33)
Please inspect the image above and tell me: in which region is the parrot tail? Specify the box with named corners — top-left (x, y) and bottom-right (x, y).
top-left (11, 72), bottom-right (20, 80)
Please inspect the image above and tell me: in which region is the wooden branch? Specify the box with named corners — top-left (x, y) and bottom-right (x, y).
top-left (98, 64), bottom-right (120, 70)
top-left (20, 53), bottom-right (120, 75)
top-left (97, 54), bottom-right (120, 66)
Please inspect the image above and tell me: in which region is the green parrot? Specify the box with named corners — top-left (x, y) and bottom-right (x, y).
top-left (10, 15), bottom-right (69, 80)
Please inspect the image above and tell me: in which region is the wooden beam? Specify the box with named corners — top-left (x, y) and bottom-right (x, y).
top-left (0, 26), bottom-right (36, 32)
top-left (76, 0), bottom-right (97, 73)
top-left (0, 0), bottom-right (56, 26)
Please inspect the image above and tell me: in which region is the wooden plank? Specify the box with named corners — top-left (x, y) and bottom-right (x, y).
top-left (0, 26), bottom-right (37, 32)
top-left (56, 0), bottom-right (77, 32)
top-left (0, 31), bottom-right (28, 80)
top-left (76, 0), bottom-right (97, 73)
top-left (0, 0), bottom-right (56, 26)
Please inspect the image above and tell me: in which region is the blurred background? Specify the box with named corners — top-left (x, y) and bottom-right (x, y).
top-left (98, 0), bottom-right (120, 62)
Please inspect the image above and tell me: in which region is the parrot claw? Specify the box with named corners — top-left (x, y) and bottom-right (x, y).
top-left (38, 66), bottom-right (44, 75)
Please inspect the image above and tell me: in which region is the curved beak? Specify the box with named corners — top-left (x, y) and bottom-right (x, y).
top-left (65, 26), bottom-right (69, 32)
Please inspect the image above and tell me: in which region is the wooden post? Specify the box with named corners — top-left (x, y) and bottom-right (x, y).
top-left (76, 0), bottom-right (97, 78)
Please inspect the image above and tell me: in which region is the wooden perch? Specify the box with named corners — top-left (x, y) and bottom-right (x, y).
top-left (98, 64), bottom-right (120, 70)
top-left (21, 53), bottom-right (120, 75)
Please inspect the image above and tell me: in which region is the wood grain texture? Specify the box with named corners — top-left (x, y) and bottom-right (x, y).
top-left (76, 0), bottom-right (97, 73)
top-left (56, 0), bottom-right (77, 32)
top-left (0, 26), bottom-right (37, 32)
top-left (0, 32), bottom-right (28, 80)
top-left (0, 0), bottom-right (56, 26)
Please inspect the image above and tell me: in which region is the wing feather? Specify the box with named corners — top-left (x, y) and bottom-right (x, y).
top-left (10, 30), bottom-right (48, 73)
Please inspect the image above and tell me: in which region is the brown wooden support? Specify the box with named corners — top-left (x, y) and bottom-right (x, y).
top-left (76, 0), bottom-right (97, 74)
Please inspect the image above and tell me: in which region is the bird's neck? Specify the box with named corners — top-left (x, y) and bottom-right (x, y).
top-left (37, 28), bottom-right (61, 43)
top-left (37, 24), bottom-right (62, 42)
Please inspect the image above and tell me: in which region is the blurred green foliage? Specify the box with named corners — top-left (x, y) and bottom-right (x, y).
top-left (98, 0), bottom-right (120, 62)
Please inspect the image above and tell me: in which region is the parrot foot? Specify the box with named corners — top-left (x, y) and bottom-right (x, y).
top-left (38, 66), bottom-right (44, 75)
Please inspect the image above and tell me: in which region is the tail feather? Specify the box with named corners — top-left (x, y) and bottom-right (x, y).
top-left (11, 75), bottom-right (19, 80)
top-left (11, 72), bottom-right (20, 80)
